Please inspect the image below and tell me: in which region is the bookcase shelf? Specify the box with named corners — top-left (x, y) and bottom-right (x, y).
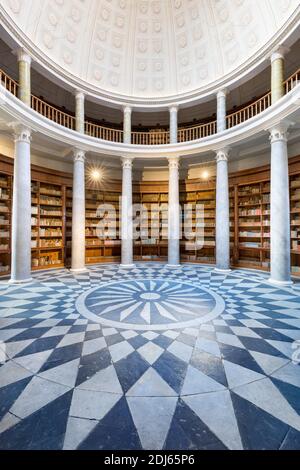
top-left (31, 181), bottom-right (66, 270)
top-left (0, 172), bottom-right (12, 275)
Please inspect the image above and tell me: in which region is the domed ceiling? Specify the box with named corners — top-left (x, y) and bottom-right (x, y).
top-left (1, 0), bottom-right (299, 99)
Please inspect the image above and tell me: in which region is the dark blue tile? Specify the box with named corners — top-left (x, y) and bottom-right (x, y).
top-left (105, 333), bottom-right (126, 347)
top-left (0, 377), bottom-right (32, 421)
top-left (127, 335), bottom-right (148, 349)
top-left (280, 427), bottom-right (300, 449)
top-left (114, 351), bottom-right (149, 393)
top-left (76, 349), bottom-right (112, 386)
top-left (231, 391), bottom-right (288, 450)
top-left (190, 349), bottom-right (228, 387)
top-left (153, 350), bottom-right (187, 394)
top-left (219, 344), bottom-right (265, 374)
top-left (152, 335), bottom-right (173, 349)
top-left (6, 327), bottom-right (50, 342)
top-left (0, 390), bottom-right (72, 450)
top-left (270, 377), bottom-right (300, 415)
top-left (78, 397), bottom-right (142, 450)
top-left (84, 330), bottom-right (103, 341)
top-left (68, 325), bottom-right (86, 333)
top-left (164, 399), bottom-right (226, 450)
top-left (15, 336), bottom-right (62, 358)
top-left (40, 343), bottom-right (83, 372)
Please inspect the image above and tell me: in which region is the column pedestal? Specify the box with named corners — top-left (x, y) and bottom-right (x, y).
top-left (121, 157), bottom-right (134, 268)
top-left (70, 150), bottom-right (87, 273)
top-left (167, 157), bottom-right (180, 267)
top-left (10, 125), bottom-right (32, 283)
top-left (268, 124), bottom-right (292, 286)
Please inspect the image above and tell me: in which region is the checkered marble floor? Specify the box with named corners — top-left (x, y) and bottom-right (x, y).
top-left (0, 263), bottom-right (300, 450)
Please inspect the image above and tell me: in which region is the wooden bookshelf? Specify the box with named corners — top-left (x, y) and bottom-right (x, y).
top-left (0, 172), bottom-right (12, 275)
top-left (133, 189), bottom-right (168, 261)
top-left (290, 172), bottom-right (300, 274)
top-left (85, 185), bottom-right (121, 264)
top-left (31, 181), bottom-right (66, 270)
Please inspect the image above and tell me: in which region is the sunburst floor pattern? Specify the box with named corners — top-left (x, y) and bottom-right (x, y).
top-left (76, 279), bottom-right (224, 330)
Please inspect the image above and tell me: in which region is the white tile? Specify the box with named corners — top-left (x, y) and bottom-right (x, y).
top-left (137, 342), bottom-right (164, 365)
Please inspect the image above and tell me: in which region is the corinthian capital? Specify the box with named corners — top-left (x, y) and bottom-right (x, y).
top-left (121, 157), bottom-right (134, 169)
top-left (73, 149), bottom-right (86, 162)
top-left (168, 156), bottom-right (180, 169)
top-left (215, 148), bottom-right (229, 162)
top-left (269, 123), bottom-right (290, 144)
top-left (9, 123), bottom-right (32, 143)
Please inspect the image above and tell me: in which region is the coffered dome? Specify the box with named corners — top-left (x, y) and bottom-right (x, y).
top-left (1, 0), bottom-right (299, 100)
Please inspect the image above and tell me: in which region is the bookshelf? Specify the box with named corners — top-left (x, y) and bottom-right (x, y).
top-left (133, 189), bottom-right (168, 261)
top-left (0, 172), bottom-right (12, 275)
top-left (85, 187), bottom-right (121, 264)
top-left (290, 173), bottom-right (300, 274)
top-left (31, 181), bottom-right (66, 270)
top-left (180, 185), bottom-right (216, 263)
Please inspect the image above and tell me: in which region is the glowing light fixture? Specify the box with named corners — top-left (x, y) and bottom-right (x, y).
top-left (202, 170), bottom-right (209, 179)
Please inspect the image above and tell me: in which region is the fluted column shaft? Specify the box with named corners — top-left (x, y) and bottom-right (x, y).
top-left (269, 124), bottom-right (292, 285)
top-left (121, 157), bottom-right (134, 267)
top-left (71, 150), bottom-right (86, 272)
top-left (123, 106), bottom-right (132, 144)
top-left (217, 90), bottom-right (227, 133)
top-left (10, 126), bottom-right (32, 283)
top-left (17, 49), bottom-right (31, 106)
top-left (271, 48), bottom-right (286, 104)
top-left (215, 149), bottom-right (230, 272)
top-left (168, 157), bottom-right (180, 266)
top-left (75, 91), bottom-right (85, 134)
top-left (169, 106), bottom-right (178, 144)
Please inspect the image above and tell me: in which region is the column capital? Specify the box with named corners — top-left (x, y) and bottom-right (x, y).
top-left (215, 148), bottom-right (229, 162)
top-left (121, 156), bottom-right (134, 169)
top-left (169, 105), bottom-right (179, 113)
top-left (270, 45), bottom-right (290, 63)
top-left (168, 156), bottom-right (180, 169)
top-left (14, 48), bottom-right (32, 65)
top-left (123, 105), bottom-right (132, 114)
top-left (73, 149), bottom-right (86, 162)
top-left (74, 89), bottom-right (85, 100)
top-left (9, 123), bottom-right (31, 143)
top-left (217, 89), bottom-right (228, 99)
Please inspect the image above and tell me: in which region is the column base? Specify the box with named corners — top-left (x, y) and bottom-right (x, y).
top-left (166, 264), bottom-right (181, 269)
top-left (120, 264), bottom-right (135, 269)
top-left (268, 277), bottom-right (293, 287)
top-left (70, 267), bottom-right (89, 274)
top-left (214, 268), bottom-right (231, 274)
top-left (9, 277), bottom-right (33, 284)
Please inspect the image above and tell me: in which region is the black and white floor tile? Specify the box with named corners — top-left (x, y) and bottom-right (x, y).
top-left (0, 263), bottom-right (300, 450)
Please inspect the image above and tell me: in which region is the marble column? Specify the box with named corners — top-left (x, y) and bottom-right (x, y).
top-left (74, 91), bottom-right (85, 134)
top-left (71, 149), bottom-right (86, 273)
top-left (169, 106), bottom-right (178, 144)
top-left (216, 89), bottom-right (227, 133)
top-left (123, 106), bottom-right (132, 144)
top-left (121, 157), bottom-right (134, 267)
top-left (10, 125), bottom-right (32, 283)
top-left (269, 123), bottom-right (292, 285)
top-left (17, 49), bottom-right (31, 106)
top-left (168, 157), bottom-right (180, 267)
top-left (215, 148), bottom-right (231, 272)
top-left (271, 47), bottom-right (288, 105)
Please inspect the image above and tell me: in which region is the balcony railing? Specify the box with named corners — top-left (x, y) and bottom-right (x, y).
top-left (85, 121), bottom-right (123, 143)
top-left (0, 67), bottom-right (299, 145)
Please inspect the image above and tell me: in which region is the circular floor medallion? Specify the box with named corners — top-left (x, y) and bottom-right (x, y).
top-left (75, 278), bottom-right (225, 330)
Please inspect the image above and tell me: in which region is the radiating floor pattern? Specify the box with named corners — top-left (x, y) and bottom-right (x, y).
top-left (0, 263), bottom-right (300, 450)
